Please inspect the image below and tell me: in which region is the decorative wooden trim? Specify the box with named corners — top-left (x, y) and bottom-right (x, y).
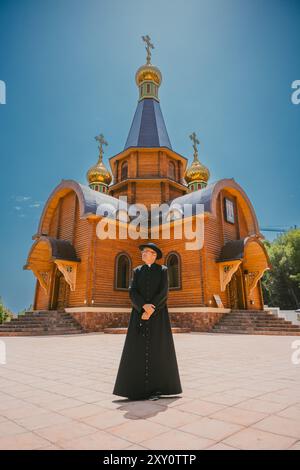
top-left (245, 268), bottom-right (269, 296)
top-left (54, 260), bottom-right (79, 291)
top-left (219, 260), bottom-right (242, 292)
top-left (30, 266), bottom-right (51, 293)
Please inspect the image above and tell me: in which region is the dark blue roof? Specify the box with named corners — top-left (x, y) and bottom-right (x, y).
top-left (124, 98), bottom-right (172, 150)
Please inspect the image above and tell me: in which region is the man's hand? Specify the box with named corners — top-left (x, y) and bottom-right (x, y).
top-left (141, 304), bottom-right (155, 320)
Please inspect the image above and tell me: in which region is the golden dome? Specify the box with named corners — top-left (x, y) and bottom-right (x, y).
top-left (184, 158), bottom-right (210, 184)
top-left (86, 158), bottom-right (112, 186)
top-left (135, 64), bottom-right (162, 87)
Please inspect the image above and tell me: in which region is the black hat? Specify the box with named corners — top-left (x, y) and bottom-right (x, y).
top-left (138, 242), bottom-right (163, 260)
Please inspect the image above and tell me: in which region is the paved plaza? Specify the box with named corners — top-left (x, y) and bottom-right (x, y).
top-left (0, 332), bottom-right (300, 450)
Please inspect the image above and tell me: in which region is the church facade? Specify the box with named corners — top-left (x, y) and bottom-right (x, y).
top-left (23, 39), bottom-right (271, 332)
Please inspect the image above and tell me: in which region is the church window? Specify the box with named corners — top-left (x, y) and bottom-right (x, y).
top-left (166, 253), bottom-right (181, 289)
top-left (121, 161), bottom-right (128, 180)
top-left (224, 197), bottom-right (235, 224)
top-left (168, 161), bottom-right (176, 180)
top-left (115, 253), bottom-right (131, 289)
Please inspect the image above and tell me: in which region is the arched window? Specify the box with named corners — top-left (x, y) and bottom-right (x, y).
top-left (115, 254), bottom-right (131, 289)
top-left (121, 161), bottom-right (128, 180)
top-left (168, 161), bottom-right (176, 180)
top-left (166, 252), bottom-right (181, 289)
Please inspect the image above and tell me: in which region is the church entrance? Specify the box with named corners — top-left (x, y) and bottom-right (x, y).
top-left (50, 267), bottom-right (70, 311)
top-left (227, 265), bottom-right (246, 310)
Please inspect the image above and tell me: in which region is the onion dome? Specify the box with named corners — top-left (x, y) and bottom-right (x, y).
top-left (86, 134), bottom-right (112, 193)
top-left (135, 64), bottom-right (162, 101)
top-left (184, 132), bottom-right (210, 192)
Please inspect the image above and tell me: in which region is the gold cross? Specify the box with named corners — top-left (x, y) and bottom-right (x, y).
top-left (95, 133), bottom-right (108, 159)
top-left (142, 35), bottom-right (154, 64)
top-left (189, 132), bottom-right (200, 157)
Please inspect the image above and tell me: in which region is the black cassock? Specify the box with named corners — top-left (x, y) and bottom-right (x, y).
top-left (112, 262), bottom-right (182, 400)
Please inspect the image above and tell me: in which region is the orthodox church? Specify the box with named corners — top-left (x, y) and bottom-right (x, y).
top-left (23, 37), bottom-right (271, 332)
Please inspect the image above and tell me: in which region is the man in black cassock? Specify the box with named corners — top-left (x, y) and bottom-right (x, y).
top-left (112, 242), bottom-right (183, 401)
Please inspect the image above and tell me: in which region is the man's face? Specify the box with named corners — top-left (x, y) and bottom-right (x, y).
top-left (141, 248), bottom-right (157, 264)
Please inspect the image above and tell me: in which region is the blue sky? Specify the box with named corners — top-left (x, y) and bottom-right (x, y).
top-left (0, 0), bottom-right (299, 312)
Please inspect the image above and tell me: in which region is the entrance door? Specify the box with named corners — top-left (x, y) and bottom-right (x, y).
top-left (50, 268), bottom-right (69, 310)
top-left (228, 265), bottom-right (246, 310)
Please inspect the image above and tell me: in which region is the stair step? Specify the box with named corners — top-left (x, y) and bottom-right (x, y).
top-left (212, 329), bottom-right (300, 336)
top-left (0, 310), bottom-right (85, 336)
top-left (103, 327), bottom-right (191, 334)
top-left (211, 309), bottom-right (300, 336)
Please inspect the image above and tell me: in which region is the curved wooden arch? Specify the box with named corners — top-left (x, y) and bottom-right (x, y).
top-left (37, 180), bottom-right (88, 237)
top-left (209, 179), bottom-right (262, 237)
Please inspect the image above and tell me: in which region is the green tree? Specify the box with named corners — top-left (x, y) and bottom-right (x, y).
top-left (262, 228), bottom-right (300, 309)
top-left (0, 296), bottom-right (10, 324)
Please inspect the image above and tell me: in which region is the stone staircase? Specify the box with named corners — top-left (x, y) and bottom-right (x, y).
top-left (0, 310), bottom-right (85, 336)
top-left (211, 310), bottom-right (300, 336)
top-left (104, 327), bottom-right (191, 334)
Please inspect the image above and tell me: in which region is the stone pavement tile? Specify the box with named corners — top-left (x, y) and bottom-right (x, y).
top-left (276, 405), bottom-right (300, 421)
top-left (252, 415), bottom-right (300, 439)
top-left (0, 384), bottom-right (35, 397)
top-left (15, 411), bottom-right (72, 431)
top-left (1, 403), bottom-right (49, 420)
top-left (178, 417), bottom-right (243, 441)
top-left (42, 397), bottom-right (85, 411)
top-left (223, 427), bottom-right (297, 450)
top-left (224, 387), bottom-right (266, 399)
top-left (73, 391), bottom-right (110, 403)
top-left (81, 410), bottom-right (138, 429)
top-left (156, 396), bottom-right (193, 408)
top-left (210, 406), bottom-right (268, 426)
top-left (234, 398), bottom-right (290, 414)
top-left (0, 431), bottom-right (51, 450)
top-left (175, 399), bottom-right (226, 416)
top-left (123, 443), bottom-right (149, 450)
top-left (146, 408), bottom-right (202, 429)
top-left (206, 442), bottom-right (239, 450)
top-left (1, 333), bottom-right (300, 450)
top-left (0, 398), bottom-right (26, 411)
top-left (205, 391), bottom-right (252, 406)
top-left (255, 392), bottom-right (300, 406)
top-left (36, 444), bottom-right (63, 450)
top-left (289, 440), bottom-right (300, 450)
top-left (141, 428), bottom-right (215, 450)
top-left (94, 398), bottom-right (133, 411)
top-left (120, 402), bottom-right (164, 419)
top-left (59, 430), bottom-right (132, 450)
top-left (108, 419), bottom-right (170, 444)
top-left (59, 403), bottom-right (108, 420)
top-left (0, 419), bottom-right (27, 437)
top-left (34, 420), bottom-right (97, 444)
top-left (18, 390), bottom-right (61, 404)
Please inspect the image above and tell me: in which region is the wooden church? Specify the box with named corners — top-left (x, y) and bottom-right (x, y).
top-left (23, 38), bottom-right (271, 333)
